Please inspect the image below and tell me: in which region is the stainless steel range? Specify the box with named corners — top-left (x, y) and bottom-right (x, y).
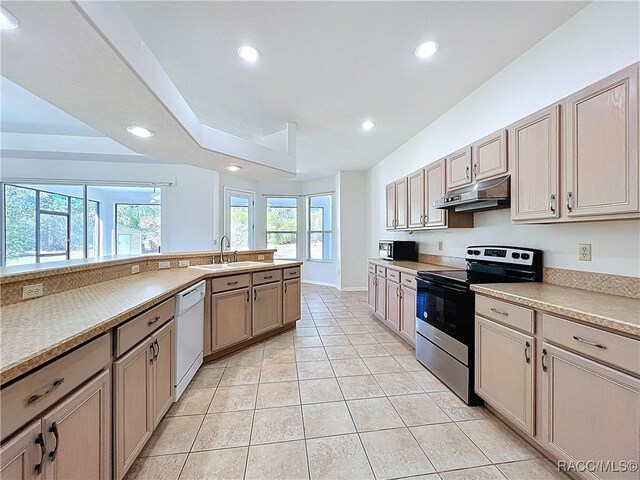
top-left (415, 246), bottom-right (543, 405)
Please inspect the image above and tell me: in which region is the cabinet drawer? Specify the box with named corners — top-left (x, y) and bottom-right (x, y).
top-left (476, 295), bottom-right (534, 334)
top-left (543, 313), bottom-right (640, 375)
top-left (1, 333), bottom-right (111, 442)
top-left (368, 263), bottom-right (376, 274)
top-left (211, 273), bottom-right (251, 293)
top-left (283, 267), bottom-right (301, 279)
top-left (375, 266), bottom-right (386, 276)
top-left (253, 269), bottom-right (282, 285)
top-left (387, 269), bottom-right (400, 282)
top-left (400, 273), bottom-right (417, 289)
top-left (116, 298), bottom-right (175, 357)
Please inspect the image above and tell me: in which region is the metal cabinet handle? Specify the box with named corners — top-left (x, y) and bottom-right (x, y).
top-left (549, 194), bottom-right (556, 213)
top-left (490, 307), bottom-right (509, 316)
top-left (254, 290), bottom-right (257, 301)
top-left (150, 343), bottom-right (156, 363)
top-left (573, 335), bottom-right (606, 349)
top-left (27, 378), bottom-right (65, 405)
top-left (465, 166), bottom-right (470, 179)
top-left (147, 316), bottom-right (160, 326)
top-left (566, 192), bottom-right (573, 212)
top-left (541, 349), bottom-right (548, 372)
top-left (227, 281), bottom-right (238, 286)
top-left (285, 284), bottom-right (288, 293)
top-left (473, 164), bottom-right (477, 177)
top-left (48, 422), bottom-right (59, 462)
top-left (246, 291), bottom-right (250, 302)
top-left (34, 433), bottom-right (45, 475)
top-left (264, 275), bottom-right (273, 279)
top-left (154, 340), bottom-right (160, 360)
top-left (524, 341), bottom-right (531, 364)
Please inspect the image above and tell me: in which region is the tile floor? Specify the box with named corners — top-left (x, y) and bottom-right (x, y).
top-left (126, 283), bottom-right (568, 480)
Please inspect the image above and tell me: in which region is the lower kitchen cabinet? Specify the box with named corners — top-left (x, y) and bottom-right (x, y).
top-left (252, 282), bottom-right (282, 336)
top-left (399, 285), bottom-right (417, 346)
top-left (151, 322), bottom-right (175, 427)
top-left (367, 272), bottom-right (376, 310)
top-left (541, 343), bottom-right (640, 480)
top-left (0, 421), bottom-right (41, 480)
top-left (475, 316), bottom-right (535, 435)
top-left (283, 278), bottom-right (301, 324)
top-left (374, 274), bottom-right (386, 320)
top-left (212, 287), bottom-right (251, 350)
top-left (385, 281), bottom-right (401, 331)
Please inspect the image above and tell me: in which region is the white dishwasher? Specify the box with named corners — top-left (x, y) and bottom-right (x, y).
top-left (174, 280), bottom-right (206, 401)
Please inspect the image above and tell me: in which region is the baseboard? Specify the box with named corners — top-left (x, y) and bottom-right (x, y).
top-left (301, 280), bottom-right (367, 292)
top-left (340, 286), bottom-right (367, 292)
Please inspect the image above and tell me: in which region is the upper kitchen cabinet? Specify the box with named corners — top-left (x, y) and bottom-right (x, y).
top-left (385, 182), bottom-right (397, 229)
top-left (511, 105), bottom-right (561, 222)
top-left (564, 64), bottom-right (639, 218)
top-left (395, 178), bottom-right (408, 229)
top-left (472, 129), bottom-right (508, 181)
top-left (423, 160), bottom-right (447, 228)
top-left (446, 146), bottom-right (473, 190)
top-left (407, 169), bottom-right (425, 228)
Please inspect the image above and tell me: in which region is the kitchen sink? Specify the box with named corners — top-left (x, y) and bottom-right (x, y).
top-left (191, 261), bottom-right (269, 271)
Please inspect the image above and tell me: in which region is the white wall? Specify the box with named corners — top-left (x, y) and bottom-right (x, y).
top-left (368, 1), bottom-right (640, 278)
top-left (337, 171), bottom-right (368, 290)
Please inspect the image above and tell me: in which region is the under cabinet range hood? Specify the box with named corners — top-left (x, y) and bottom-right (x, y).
top-left (434, 175), bottom-right (510, 213)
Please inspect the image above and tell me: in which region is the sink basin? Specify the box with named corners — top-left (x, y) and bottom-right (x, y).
top-left (191, 261), bottom-right (269, 271)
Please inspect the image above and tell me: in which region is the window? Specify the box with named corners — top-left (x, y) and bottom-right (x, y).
top-left (225, 188), bottom-right (254, 250)
top-left (266, 197), bottom-right (298, 259)
top-left (307, 194), bottom-right (332, 261)
top-left (115, 204), bottom-right (161, 254)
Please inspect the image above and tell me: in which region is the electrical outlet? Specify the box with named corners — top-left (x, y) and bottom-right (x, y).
top-left (438, 241), bottom-right (444, 251)
top-left (22, 283), bottom-right (44, 300)
top-left (158, 261), bottom-right (171, 269)
top-left (257, 254), bottom-right (265, 260)
top-left (579, 243), bottom-right (592, 261)
top-left (131, 265), bottom-right (140, 274)
top-left (178, 260), bottom-right (190, 267)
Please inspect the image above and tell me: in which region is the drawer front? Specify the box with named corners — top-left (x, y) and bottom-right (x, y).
top-left (252, 269), bottom-right (282, 286)
top-left (387, 269), bottom-right (400, 282)
top-left (211, 274), bottom-right (251, 293)
top-left (476, 295), bottom-right (534, 334)
top-left (368, 263), bottom-right (376, 274)
top-left (400, 273), bottom-right (417, 289)
top-left (1, 333), bottom-right (111, 442)
top-left (283, 267), bottom-right (301, 279)
top-left (543, 313), bottom-right (640, 375)
top-left (116, 297), bottom-right (175, 357)
top-left (376, 266), bottom-right (386, 277)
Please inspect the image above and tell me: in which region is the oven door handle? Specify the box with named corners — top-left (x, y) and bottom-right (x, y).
top-left (418, 279), bottom-right (468, 294)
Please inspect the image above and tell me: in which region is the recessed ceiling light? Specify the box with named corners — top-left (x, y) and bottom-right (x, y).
top-left (238, 45), bottom-right (260, 63)
top-left (226, 165), bottom-right (243, 172)
top-left (0, 6), bottom-right (19, 30)
top-left (127, 126), bottom-right (155, 138)
top-left (415, 41), bottom-right (439, 59)
top-left (361, 120), bottom-right (375, 131)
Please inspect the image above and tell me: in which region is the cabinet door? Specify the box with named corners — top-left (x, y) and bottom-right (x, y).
top-left (399, 286), bottom-right (416, 346)
top-left (283, 279), bottom-right (301, 324)
top-left (395, 178), bottom-right (408, 229)
top-left (407, 170), bottom-right (424, 228)
top-left (374, 276), bottom-right (386, 321)
top-left (510, 105), bottom-right (561, 221)
top-left (385, 183), bottom-right (396, 229)
top-left (446, 146), bottom-right (472, 190)
top-left (367, 273), bottom-right (376, 311)
top-left (564, 64), bottom-right (639, 218)
top-left (385, 281), bottom-right (400, 332)
top-left (541, 343), bottom-right (640, 480)
top-left (252, 282), bottom-right (283, 336)
top-left (1, 422), bottom-right (41, 480)
top-left (151, 321), bottom-right (175, 428)
top-left (114, 340), bottom-right (153, 480)
top-left (475, 316), bottom-right (535, 435)
top-left (424, 160), bottom-right (447, 227)
top-left (472, 129), bottom-right (508, 181)
top-left (212, 288), bottom-right (251, 350)
top-left (43, 370), bottom-right (110, 480)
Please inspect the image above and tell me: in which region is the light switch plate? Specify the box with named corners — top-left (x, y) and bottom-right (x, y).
top-left (158, 261), bottom-right (171, 269)
top-left (438, 241), bottom-right (444, 251)
top-left (22, 284), bottom-right (44, 300)
top-left (257, 254), bottom-right (265, 260)
top-left (579, 243), bottom-right (592, 261)
top-left (131, 265), bottom-right (140, 274)
top-left (178, 260), bottom-right (190, 267)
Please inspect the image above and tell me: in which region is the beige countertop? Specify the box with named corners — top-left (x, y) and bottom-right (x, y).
top-left (0, 260), bottom-right (301, 385)
top-left (472, 283), bottom-right (640, 338)
top-left (367, 258), bottom-right (463, 275)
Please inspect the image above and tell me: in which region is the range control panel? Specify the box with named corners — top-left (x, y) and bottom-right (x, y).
top-left (464, 246), bottom-right (537, 266)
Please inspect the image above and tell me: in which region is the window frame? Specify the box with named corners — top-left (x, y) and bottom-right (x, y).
top-left (114, 202), bottom-right (162, 255)
top-left (265, 196), bottom-right (299, 260)
top-left (224, 187), bottom-right (255, 251)
top-left (306, 193), bottom-right (333, 262)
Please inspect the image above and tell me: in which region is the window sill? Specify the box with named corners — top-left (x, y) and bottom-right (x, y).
top-left (305, 259), bottom-right (333, 264)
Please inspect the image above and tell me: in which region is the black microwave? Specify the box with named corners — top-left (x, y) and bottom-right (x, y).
top-left (378, 240), bottom-right (418, 261)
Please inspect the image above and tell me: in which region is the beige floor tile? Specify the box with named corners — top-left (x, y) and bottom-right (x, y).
top-left (307, 434), bottom-right (375, 480)
top-left (204, 357), bottom-right (229, 368)
top-left (394, 354), bottom-right (427, 372)
top-left (440, 465), bottom-right (507, 480)
top-left (264, 334), bottom-right (294, 350)
top-left (360, 428), bottom-right (435, 480)
top-left (374, 372), bottom-right (424, 395)
top-left (294, 336), bottom-right (324, 348)
top-left (353, 343), bottom-right (390, 357)
top-left (382, 342), bottom-right (414, 356)
top-left (340, 325), bottom-right (367, 334)
top-left (297, 360), bottom-right (335, 380)
top-left (320, 334), bottom-right (351, 346)
top-left (411, 423), bottom-right (491, 472)
top-left (388, 393), bottom-right (450, 427)
top-left (296, 346), bottom-right (329, 362)
top-left (261, 347), bottom-right (296, 365)
top-left (409, 371), bottom-right (449, 393)
top-left (372, 331), bottom-right (400, 343)
top-left (189, 367), bottom-right (224, 389)
top-left (245, 440), bottom-right (309, 480)
top-left (336, 375), bottom-right (385, 400)
top-left (334, 318), bottom-right (361, 326)
top-left (302, 401), bottom-right (356, 438)
top-left (295, 320), bottom-right (316, 328)
top-left (179, 447), bottom-right (248, 480)
top-left (362, 356), bottom-right (404, 374)
top-left (496, 459), bottom-right (569, 480)
top-left (316, 326), bottom-right (344, 335)
top-left (314, 318), bottom-right (339, 327)
top-left (218, 365), bottom-right (261, 386)
top-left (346, 333), bottom-right (378, 345)
top-left (124, 453), bottom-right (187, 480)
top-left (140, 415), bottom-right (203, 456)
top-left (330, 358), bottom-right (371, 377)
top-left (295, 327), bottom-right (320, 337)
top-left (259, 363), bottom-right (298, 383)
top-left (299, 377), bottom-right (344, 404)
top-left (191, 410), bottom-right (254, 451)
top-left (347, 397), bottom-right (404, 432)
top-left (256, 380), bottom-right (301, 408)
top-left (324, 345), bottom-right (359, 360)
top-left (396, 475), bottom-right (441, 480)
top-left (207, 385), bottom-right (257, 414)
top-left (429, 390), bottom-right (486, 421)
top-left (251, 405), bottom-right (304, 445)
top-left (226, 348), bottom-right (264, 367)
top-left (167, 387), bottom-right (215, 416)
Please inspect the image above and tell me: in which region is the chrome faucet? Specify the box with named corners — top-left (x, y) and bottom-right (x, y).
top-left (219, 235), bottom-right (231, 263)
